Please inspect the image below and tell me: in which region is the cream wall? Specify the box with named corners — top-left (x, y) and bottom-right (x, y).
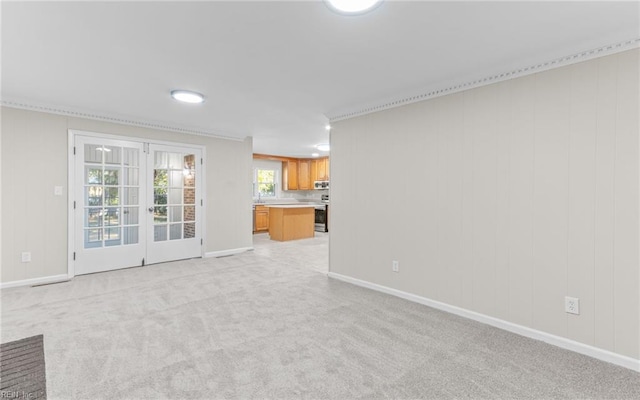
top-left (330, 49), bottom-right (639, 360)
top-left (1, 107), bottom-right (253, 284)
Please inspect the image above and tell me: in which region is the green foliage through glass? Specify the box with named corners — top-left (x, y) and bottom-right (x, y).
top-left (256, 169), bottom-right (276, 197)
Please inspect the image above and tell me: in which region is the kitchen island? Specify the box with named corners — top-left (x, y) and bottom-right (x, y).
top-left (266, 205), bottom-right (315, 241)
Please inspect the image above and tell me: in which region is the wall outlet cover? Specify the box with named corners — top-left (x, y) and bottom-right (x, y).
top-left (565, 296), bottom-right (580, 315)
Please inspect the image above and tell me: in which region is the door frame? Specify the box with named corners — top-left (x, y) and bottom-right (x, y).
top-left (67, 129), bottom-right (207, 278)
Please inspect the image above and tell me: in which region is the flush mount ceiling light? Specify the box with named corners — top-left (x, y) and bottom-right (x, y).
top-left (312, 153), bottom-right (320, 158)
top-left (316, 143), bottom-right (330, 152)
top-left (325, 124), bottom-right (331, 130)
top-left (170, 90), bottom-right (205, 104)
top-left (325, 0), bottom-right (383, 15)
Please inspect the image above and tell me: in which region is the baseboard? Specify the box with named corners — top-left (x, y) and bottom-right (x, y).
top-left (0, 274), bottom-right (70, 290)
top-left (204, 247), bottom-right (253, 258)
top-left (327, 272), bottom-right (640, 372)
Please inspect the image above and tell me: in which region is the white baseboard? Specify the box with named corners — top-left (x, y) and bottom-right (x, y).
top-left (1, 274), bottom-right (70, 290)
top-left (327, 272), bottom-right (640, 372)
top-left (205, 247), bottom-right (253, 258)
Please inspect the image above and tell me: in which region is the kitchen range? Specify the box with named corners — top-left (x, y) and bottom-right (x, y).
top-left (314, 194), bottom-right (329, 232)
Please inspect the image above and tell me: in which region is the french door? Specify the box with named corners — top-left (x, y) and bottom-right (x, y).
top-left (146, 144), bottom-right (202, 265)
top-left (73, 135), bottom-right (202, 275)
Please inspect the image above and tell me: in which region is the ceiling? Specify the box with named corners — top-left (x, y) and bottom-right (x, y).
top-left (2, 1), bottom-right (638, 158)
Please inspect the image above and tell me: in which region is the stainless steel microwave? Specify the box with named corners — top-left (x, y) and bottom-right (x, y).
top-left (314, 180), bottom-right (329, 190)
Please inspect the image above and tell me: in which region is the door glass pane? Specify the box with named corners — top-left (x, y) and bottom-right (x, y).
top-left (170, 224), bottom-right (182, 240)
top-left (183, 155), bottom-right (196, 185)
top-left (184, 188), bottom-right (195, 204)
top-left (104, 208), bottom-right (119, 226)
top-left (85, 208), bottom-right (103, 227)
top-left (154, 152), bottom-right (168, 168)
top-left (154, 188), bottom-right (167, 205)
top-left (85, 229), bottom-right (102, 248)
top-left (184, 206), bottom-right (195, 222)
top-left (154, 225), bottom-right (167, 242)
top-left (184, 223), bottom-right (195, 239)
top-left (169, 189), bottom-right (182, 204)
top-left (123, 227), bottom-right (139, 245)
top-left (86, 167), bottom-right (102, 184)
top-left (122, 207), bottom-right (139, 225)
top-left (184, 174), bottom-right (195, 187)
top-left (104, 167), bottom-right (119, 185)
top-left (104, 146), bottom-right (121, 164)
top-left (170, 206), bottom-right (182, 222)
top-left (123, 167), bottom-right (139, 186)
top-left (168, 153), bottom-right (182, 169)
top-left (169, 170), bottom-right (183, 187)
top-left (84, 145), bottom-right (103, 163)
top-left (123, 147), bottom-right (139, 167)
top-left (154, 169), bottom-right (167, 187)
top-left (154, 206), bottom-right (167, 223)
top-left (105, 188), bottom-right (119, 206)
top-left (86, 187), bottom-right (103, 206)
top-left (105, 227), bottom-right (121, 246)
top-left (122, 188), bottom-right (138, 205)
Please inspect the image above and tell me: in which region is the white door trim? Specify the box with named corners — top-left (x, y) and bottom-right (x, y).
top-left (67, 129), bottom-right (207, 278)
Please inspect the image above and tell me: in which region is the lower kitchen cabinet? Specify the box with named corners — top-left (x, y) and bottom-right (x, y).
top-left (254, 205), bottom-right (269, 232)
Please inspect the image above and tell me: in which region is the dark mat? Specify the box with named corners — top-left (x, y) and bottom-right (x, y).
top-left (0, 335), bottom-right (47, 399)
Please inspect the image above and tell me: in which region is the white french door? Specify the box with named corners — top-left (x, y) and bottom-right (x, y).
top-left (146, 144), bottom-right (202, 265)
top-left (74, 136), bottom-right (146, 274)
top-left (73, 134), bottom-right (203, 275)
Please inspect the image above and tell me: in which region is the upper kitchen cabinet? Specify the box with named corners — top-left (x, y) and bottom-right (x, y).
top-left (298, 160), bottom-right (312, 190)
top-left (282, 159), bottom-right (299, 190)
top-left (254, 154), bottom-right (328, 192)
top-left (311, 158), bottom-right (329, 183)
top-left (316, 158), bottom-right (329, 181)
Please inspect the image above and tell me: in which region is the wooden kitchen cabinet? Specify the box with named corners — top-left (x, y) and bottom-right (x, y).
top-left (282, 160), bottom-right (299, 190)
top-left (311, 157), bottom-right (329, 183)
top-left (310, 160), bottom-right (319, 183)
top-left (268, 206), bottom-right (315, 241)
top-left (316, 158), bottom-right (329, 181)
top-left (254, 205), bottom-right (269, 232)
top-left (277, 156), bottom-right (329, 191)
top-left (298, 160), bottom-right (311, 190)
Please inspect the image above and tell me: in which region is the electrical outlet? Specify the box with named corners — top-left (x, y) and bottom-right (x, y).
top-left (392, 260), bottom-right (399, 273)
top-left (565, 296), bottom-right (580, 315)
top-left (21, 252), bottom-right (31, 263)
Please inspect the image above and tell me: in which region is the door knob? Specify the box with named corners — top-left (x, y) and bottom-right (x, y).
top-left (148, 207), bottom-right (154, 213)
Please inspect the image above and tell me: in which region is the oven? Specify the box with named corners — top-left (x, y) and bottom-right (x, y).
top-left (314, 204), bottom-right (328, 232)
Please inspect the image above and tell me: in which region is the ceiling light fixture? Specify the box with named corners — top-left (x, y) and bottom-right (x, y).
top-left (325, 0), bottom-right (383, 15)
top-left (325, 124), bottom-right (331, 130)
top-left (170, 90), bottom-right (205, 104)
top-left (316, 144), bottom-right (330, 152)
top-left (312, 153), bottom-right (320, 158)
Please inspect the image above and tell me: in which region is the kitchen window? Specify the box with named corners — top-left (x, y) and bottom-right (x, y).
top-left (254, 168), bottom-right (277, 198)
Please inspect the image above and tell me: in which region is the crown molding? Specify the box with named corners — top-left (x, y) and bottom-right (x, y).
top-left (0, 99), bottom-right (247, 142)
top-left (327, 37), bottom-right (640, 123)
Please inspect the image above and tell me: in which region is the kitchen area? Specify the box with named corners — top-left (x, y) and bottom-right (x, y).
top-left (252, 154), bottom-right (329, 242)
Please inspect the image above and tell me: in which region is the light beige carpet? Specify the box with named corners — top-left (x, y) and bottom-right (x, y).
top-left (1, 232), bottom-right (639, 399)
